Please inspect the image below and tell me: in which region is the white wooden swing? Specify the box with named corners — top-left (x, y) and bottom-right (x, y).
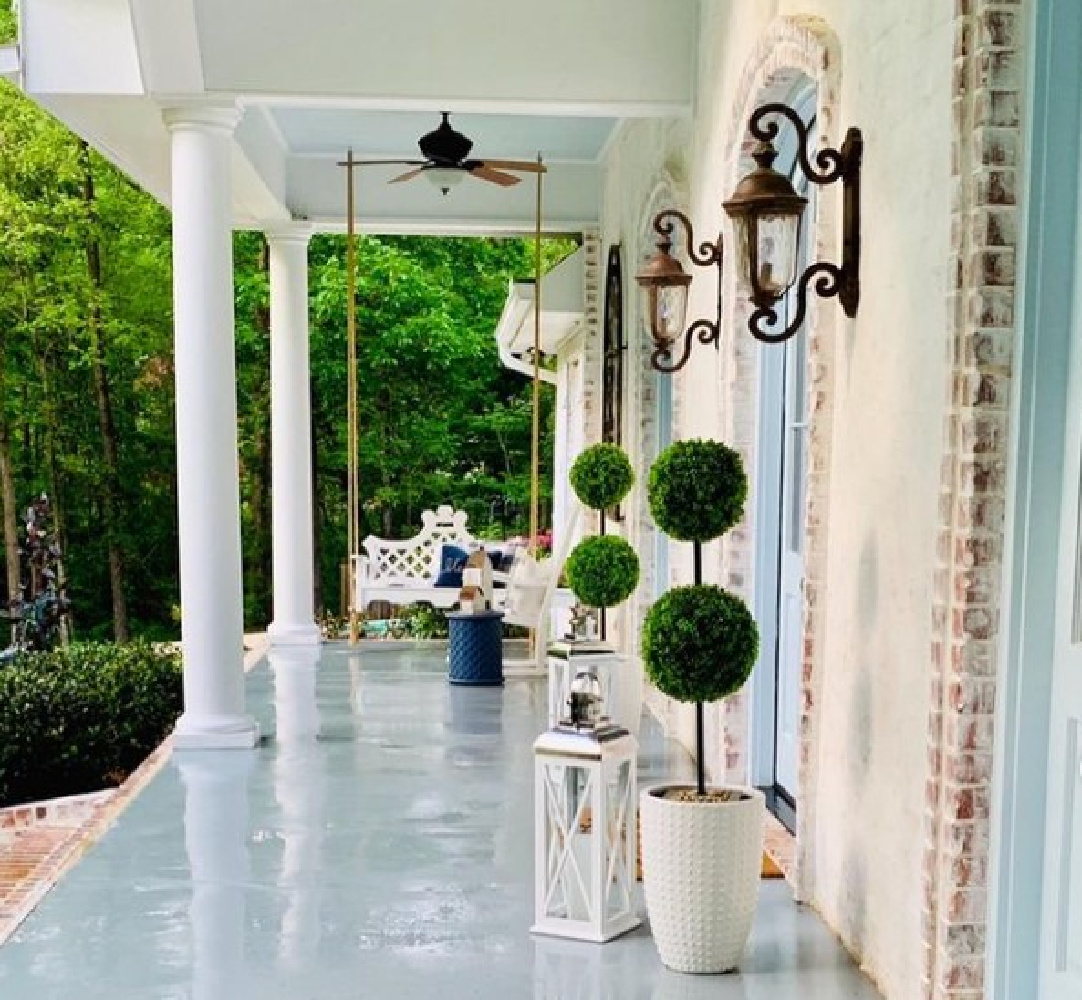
top-left (341, 150), bottom-right (561, 656)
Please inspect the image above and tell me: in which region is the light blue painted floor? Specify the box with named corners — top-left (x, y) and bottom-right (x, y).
top-left (0, 643), bottom-right (882, 999)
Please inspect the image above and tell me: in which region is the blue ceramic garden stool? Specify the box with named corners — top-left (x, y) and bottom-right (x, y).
top-left (447, 610), bottom-right (505, 685)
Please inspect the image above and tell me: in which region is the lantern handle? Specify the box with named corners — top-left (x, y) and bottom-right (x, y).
top-left (747, 261), bottom-right (843, 344)
top-left (650, 317), bottom-right (720, 374)
top-left (652, 209), bottom-right (723, 269)
top-left (750, 103), bottom-right (847, 186)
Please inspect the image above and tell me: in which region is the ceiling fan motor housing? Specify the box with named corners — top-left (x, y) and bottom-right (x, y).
top-left (419, 112), bottom-right (474, 165)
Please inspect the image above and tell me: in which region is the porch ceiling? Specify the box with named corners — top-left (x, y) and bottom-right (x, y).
top-left (13, 0), bottom-right (700, 235)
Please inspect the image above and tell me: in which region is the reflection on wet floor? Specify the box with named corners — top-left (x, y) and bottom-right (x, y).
top-left (0, 642), bottom-right (881, 999)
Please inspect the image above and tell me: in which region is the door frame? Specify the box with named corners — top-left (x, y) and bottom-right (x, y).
top-left (749, 80), bottom-right (816, 820)
top-left (990, 0), bottom-right (1082, 996)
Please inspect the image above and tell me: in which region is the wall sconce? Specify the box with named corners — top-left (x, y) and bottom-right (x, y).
top-left (724, 103), bottom-right (862, 343)
top-left (634, 210), bottom-right (722, 373)
top-left (635, 103), bottom-right (862, 363)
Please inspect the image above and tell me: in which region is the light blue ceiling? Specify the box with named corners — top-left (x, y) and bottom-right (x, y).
top-left (269, 108), bottom-right (619, 162)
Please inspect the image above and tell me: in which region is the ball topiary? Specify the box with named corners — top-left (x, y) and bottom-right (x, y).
top-left (569, 443), bottom-right (635, 512)
top-left (641, 584), bottom-right (759, 704)
top-left (565, 534), bottom-right (640, 609)
top-left (648, 439), bottom-right (747, 543)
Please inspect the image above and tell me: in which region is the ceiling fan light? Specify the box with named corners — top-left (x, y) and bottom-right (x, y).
top-left (425, 166), bottom-right (465, 196)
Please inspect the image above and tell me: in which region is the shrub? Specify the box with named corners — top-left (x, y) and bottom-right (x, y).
top-left (565, 535), bottom-right (640, 609)
top-left (0, 641), bottom-right (182, 808)
top-left (642, 585), bottom-right (759, 704)
top-left (648, 439), bottom-right (747, 543)
top-left (402, 603), bottom-right (449, 639)
top-left (569, 443), bottom-right (635, 512)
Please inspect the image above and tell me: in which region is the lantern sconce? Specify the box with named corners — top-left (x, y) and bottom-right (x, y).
top-left (635, 103), bottom-right (862, 361)
top-left (723, 102), bottom-right (862, 343)
top-left (634, 210), bottom-right (723, 373)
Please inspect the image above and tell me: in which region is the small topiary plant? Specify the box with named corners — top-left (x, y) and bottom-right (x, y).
top-left (648, 439), bottom-right (746, 543)
top-left (642, 438), bottom-right (759, 796)
top-left (564, 444), bottom-right (639, 636)
top-left (565, 535), bottom-right (640, 610)
top-left (642, 585), bottom-right (758, 704)
top-left (570, 443), bottom-right (635, 512)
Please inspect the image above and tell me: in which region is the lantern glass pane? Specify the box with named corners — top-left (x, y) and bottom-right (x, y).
top-left (756, 211), bottom-right (802, 296)
top-left (731, 214), bottom-right (756, 293)
top-left (656, 284), bottom-right (688, 343)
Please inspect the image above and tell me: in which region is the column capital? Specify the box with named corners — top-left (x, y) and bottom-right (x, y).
top-left (162, 102), bottom-right (243, 135)
top-left (264, 221), bottom-right (314, 247)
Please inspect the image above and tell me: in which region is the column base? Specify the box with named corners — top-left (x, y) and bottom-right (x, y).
top-left (268, 622), bottom-right (322, 647)
top-left (173, 712), bottom-right (260, 750)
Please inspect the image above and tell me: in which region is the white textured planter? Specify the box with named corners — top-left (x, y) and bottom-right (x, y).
top-left (640, 784), bottom-right (765, 973)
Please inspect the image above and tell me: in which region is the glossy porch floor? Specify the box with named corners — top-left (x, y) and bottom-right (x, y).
top-left (0, 643), bottom-right (882, 1000)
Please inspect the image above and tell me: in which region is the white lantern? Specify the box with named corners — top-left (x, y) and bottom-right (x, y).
top-left (546, 641), bottom-right (622, 729)
top-left (532, 724), bottom-right (640, 943)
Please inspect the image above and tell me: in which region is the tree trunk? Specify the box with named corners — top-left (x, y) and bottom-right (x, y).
top-left (0, 426), bottom-right (18, 608)
top-left (80, 139), bottom-right (129, 641)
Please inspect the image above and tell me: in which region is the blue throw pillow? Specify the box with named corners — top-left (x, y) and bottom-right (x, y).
top-left (440, 544), bottom-right (468, 572)
top-left (435, 544), bottom-right (468, 588)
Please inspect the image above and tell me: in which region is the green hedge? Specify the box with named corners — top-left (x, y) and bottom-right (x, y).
top-left (641, 584), bottom-right (759, 704)
top-left (569, 443), bottom-right (635, 511)
top-left (0, 641), bottom-right (183, 808)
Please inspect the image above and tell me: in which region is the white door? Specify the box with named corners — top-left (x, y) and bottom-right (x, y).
top-left (775, 329), bottom-right (807, 797)
top-left (1042, 264), bottom-right (1082, 999)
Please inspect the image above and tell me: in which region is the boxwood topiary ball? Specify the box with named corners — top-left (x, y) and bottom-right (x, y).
top-left (569, 443), bottom-right (635, 512)
top-left (648, 439), bottom-right (746, 543)
top-left (565, 534), bottom-right (640, 609)
top-left (641, 584), bottom-right (759, 704)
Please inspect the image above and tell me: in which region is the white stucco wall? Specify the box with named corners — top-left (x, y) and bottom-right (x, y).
top-left (599, 4), bottom-right (954, 998)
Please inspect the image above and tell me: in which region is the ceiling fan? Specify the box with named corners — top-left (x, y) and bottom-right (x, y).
top-left (353, 112), bottom-right (546, 194)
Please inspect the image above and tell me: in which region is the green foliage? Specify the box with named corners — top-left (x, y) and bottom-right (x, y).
top-left (641, 585), bottom-right (759, 705)
top-left (0, 641), bottom-right (182, 807)
top-left (648, 439), bottom-right (747, 543)
top-left (0, 48), bottom-right (576, 633)
top-left (568, 443), bottom-right (634, 512)
top-left (565, 535), bottom-right (640, 609)
top-left (401, 603), bottom-right (449, 640)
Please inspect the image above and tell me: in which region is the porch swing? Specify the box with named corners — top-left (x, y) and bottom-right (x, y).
top-left (339, 143), bottom-right (573, 663)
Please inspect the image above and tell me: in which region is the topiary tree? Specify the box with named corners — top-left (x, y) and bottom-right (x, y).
top-left (569, 443), bottom-right (635, 513)
top-left (566, 443), bottom-right (638, 636)
top-left (565, 535), bottom-right (640, 610)
top-left (642, 439), bottom-right (759, 795)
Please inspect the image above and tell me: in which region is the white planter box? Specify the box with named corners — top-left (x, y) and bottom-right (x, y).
top-left (640, 784), bottom-right (765, 973)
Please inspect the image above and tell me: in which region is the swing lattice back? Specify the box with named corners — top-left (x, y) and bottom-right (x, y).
top-left (361, 505), bottom-right (477, 584)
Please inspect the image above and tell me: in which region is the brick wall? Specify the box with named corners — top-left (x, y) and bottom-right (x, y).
top-left (716, 15), bottom-right (842, 905)
top-left (923, 4), bottom-right (1022, 998)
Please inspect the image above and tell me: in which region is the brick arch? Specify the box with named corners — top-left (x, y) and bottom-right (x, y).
top-left (625, 172), bottom-right (689, 730)
top-left (715, 15), bottom-right (842, 904)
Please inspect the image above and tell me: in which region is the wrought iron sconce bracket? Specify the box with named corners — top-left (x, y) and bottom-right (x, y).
top-left (743, 103), bottom-right (862, 344)
top-left (648, 209), bottom-right (723, 373)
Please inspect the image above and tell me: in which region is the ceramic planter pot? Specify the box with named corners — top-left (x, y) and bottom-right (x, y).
top-left (640, 783), bottom-right (765, 973)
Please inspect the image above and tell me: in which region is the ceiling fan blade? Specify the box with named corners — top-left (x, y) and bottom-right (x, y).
top-left (337, 157), bottom-right (428, 167)
top-left (479, 159), bottom-right (548, 174)
top-left (388, 166), bottom-right (429, 184)
top-left (470, 165), bottom-right (521, 187)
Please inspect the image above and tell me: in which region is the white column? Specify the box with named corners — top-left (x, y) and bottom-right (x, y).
top-left (164, 104), bottom-right (258, 750)
top-left (266, 226), bottom-right (321, 646)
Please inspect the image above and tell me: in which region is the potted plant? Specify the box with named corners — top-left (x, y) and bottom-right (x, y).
top-left (561, 444), bottom-right (642, 729)
top-left (639, 438), bottom-right (763, 974)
